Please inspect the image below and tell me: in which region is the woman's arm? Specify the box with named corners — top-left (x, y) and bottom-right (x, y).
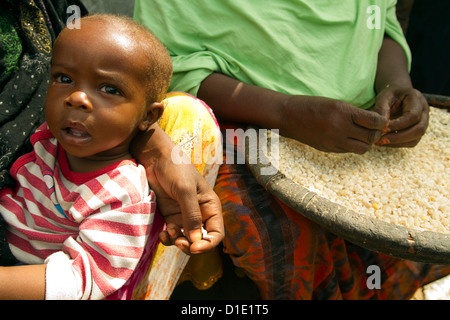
top-left (197, 73), bottom-right (285, 129)
top-left (131, 123), bottom-right (224, 254)
top-left (198, 74), bottom-right (387, 154)
top-left (0, 264), bottom-right (46, 300)
top-left (375, 36), bottom-right (413, 92)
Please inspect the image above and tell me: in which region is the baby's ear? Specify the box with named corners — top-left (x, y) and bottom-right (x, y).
top-left (139, 102), bottom-right (164, 131)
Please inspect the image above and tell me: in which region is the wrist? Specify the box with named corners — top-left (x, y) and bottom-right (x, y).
top-left (376, 81), bottom-right (413, 95)
top-left (132, 123), bottom-right (174, 170)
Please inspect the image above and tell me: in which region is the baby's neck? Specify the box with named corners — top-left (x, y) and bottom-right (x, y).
top-left (66, 152), bottom-right (133, 173)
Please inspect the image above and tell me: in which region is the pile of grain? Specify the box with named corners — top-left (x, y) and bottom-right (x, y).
top-left (266, 107), bottom-right (449, 233)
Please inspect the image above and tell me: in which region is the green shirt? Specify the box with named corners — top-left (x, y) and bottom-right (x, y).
top-left (135, 0), bottom-right (410, 109)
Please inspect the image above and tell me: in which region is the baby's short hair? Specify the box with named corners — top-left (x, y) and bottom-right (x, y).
top-left (78, 14), bottom-right (172, 103)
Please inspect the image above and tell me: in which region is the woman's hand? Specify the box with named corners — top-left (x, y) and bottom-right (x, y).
top-left (279, 95), bottom-right (388, 154)
top-left (373, 85), bottom-right (429, 147)
top-left (131, 125), bottom-right (224, 255)
top-left (373, 36), bottom-right (429, 147)
top-left (145, 149), bottom-right (224, 255)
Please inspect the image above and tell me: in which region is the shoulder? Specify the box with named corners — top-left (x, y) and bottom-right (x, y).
top-left (9, 123), bottom-right (57, 177)
top-left (90, 162), bottom-right (152, 204)
top-left (30, 122), bottom-right (55, 145)
top-left (110, 162), bottom-right (150, 197)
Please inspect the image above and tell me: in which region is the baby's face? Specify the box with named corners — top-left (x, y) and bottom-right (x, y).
top-left (45, 20), bottom-right (150, 160)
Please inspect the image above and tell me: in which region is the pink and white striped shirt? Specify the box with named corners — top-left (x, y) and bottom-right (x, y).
top-left (0, 123), bottom-right (157, 300)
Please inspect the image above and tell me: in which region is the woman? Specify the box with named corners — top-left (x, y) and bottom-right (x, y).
top-left (135, 0), bottom-right (450, 299)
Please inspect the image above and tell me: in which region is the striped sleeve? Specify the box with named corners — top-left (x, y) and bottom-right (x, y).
top-left (45, 164), bottom-right (156, 300)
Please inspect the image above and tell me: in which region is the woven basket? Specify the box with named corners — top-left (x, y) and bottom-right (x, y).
top-left (245, 95), bottom-right (450, 265)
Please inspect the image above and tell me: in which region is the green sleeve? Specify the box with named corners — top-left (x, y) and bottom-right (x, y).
top-left (169, 52), bottom-right (234, 96)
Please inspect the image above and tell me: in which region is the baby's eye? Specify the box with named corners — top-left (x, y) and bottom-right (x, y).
top-left (55, 74), bottom-right (72, 84)
top-left (100, 85), bottom-right (122, 96)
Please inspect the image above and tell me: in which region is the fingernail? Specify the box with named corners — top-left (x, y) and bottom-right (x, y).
top-left (189, 229), bottom-right (202, 242)
top-left (167, 227), bottom-right (177, 238)
top-left (376, 138), bottom-right (390, 146)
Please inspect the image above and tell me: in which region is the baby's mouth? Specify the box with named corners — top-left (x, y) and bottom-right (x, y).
top-left (60, 122), bottom-right (91, 145)
top-left (65, 126), bottom-right (89, 138)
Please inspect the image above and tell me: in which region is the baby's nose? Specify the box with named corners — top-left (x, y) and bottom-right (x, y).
top-left (64, 91), bottom-right (93, 111)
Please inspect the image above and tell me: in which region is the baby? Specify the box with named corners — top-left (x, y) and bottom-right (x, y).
top-left (0, 14), bottom-right (172, 299)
